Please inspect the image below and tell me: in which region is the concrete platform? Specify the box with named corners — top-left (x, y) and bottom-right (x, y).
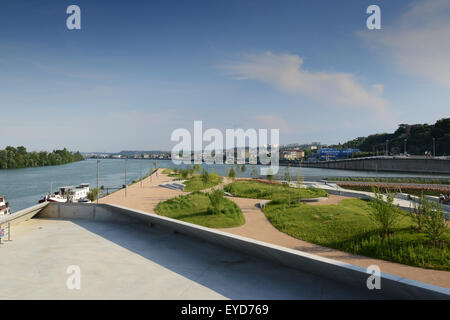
top-left (0, 218), bottom-right (376, 300)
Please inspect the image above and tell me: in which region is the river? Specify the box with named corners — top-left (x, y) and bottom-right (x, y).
top-left (1, 159), bottom-right (448, 213)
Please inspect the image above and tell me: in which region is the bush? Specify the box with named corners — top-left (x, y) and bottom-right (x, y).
top-left (87, 188), bottom-right (100, 201)
top-left (227, 167), bottom-right (236, 180)
top-left (180, 169), bottom-right (189, 179)
top-left (201, 169), bottom-right (210, 186)
top-left (369, 187), bottom-right (402, 237)
top-left (251, 166), bottom-right (259, 179)
top-left (422, 201), bottom-right (448, 246)
top-left (207, 189), bottom-right (225, 215)
top-left (412, 194), bottom-right (433, 231)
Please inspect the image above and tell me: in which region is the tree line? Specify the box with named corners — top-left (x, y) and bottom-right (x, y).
top-left (0, 146), bottom-right (84, 169)
top-left (340, 118), bottom-right (450, 156)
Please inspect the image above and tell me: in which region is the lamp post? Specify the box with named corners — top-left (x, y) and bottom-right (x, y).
top-left (385, 140), bottom-right (389, 156)
top-left (96, 156), bottom-right (100, 204)
top-left (404, 139), bottom-right (407, 155)
top-left (124, 156), bottom-right (127, 197)
top-left (433, 137), bottom-right (436, 157)
top-left (140, 157), bottom-right (143, 188)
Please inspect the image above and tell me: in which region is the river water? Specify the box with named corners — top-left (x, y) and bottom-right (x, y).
top-left (1, 159), bottom-right (448, 213)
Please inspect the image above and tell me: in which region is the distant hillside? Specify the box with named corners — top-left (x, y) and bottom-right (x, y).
top-left (339, 118), bottom-right (450, 156)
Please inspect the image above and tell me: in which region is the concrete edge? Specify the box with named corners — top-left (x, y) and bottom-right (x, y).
top-left (36, 202), bottom-right (450, 299)
top-left (0, 202), bottom-right (48, 226)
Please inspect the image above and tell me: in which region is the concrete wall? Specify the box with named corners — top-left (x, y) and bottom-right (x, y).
top-left (302, 157), bottom-right (450, 174)
top-left (37, 202), bottom-right (450, 299)
top-left (0, 202), bottom-right (48, 226)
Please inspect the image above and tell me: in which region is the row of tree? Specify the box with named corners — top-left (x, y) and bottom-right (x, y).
top-left (340, 118), bottom-right (450, 156)
top-left (0, 146), bottom-right (84, 169)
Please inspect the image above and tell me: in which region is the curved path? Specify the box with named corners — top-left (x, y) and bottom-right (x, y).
top-left (100, 169), bottom-right (450, 289)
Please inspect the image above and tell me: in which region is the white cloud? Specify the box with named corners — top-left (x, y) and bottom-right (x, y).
top-left (224, 51), bottom-right (389, 116)
top-left (362, 0), bottom-right (450, 87)
top-left (252, 114), bottom-right (292, 132)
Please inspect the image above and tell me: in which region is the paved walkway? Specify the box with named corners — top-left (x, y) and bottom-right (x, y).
top-left (98, 169), bottom-right (185, 212)
top-left (100, 170), bottom-right (450, 289)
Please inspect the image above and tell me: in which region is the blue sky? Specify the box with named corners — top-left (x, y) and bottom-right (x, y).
top-left (0, 0), bottom-right (449, 152)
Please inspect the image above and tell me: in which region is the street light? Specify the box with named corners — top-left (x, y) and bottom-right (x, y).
top-left (385, 140), bottom-right (389, 156)
top-left (124, 156), bottom-right (128, 197)
top-left (96, 156), bottom-right (100, 204)
top-left (404, 139), bottom-right (407, 155)
top-left (433, 137), bottom-right (436, 157)
top-left (140, 157), bottom-right (143, 188)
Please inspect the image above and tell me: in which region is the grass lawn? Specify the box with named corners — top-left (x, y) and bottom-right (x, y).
top-left (263, 198), bottom-right (450, 270)
top-left (155, 192), bottom-right (245, 228)
top-left (183, 174), bottom-right (223, 192)
top-left (223, 180), bottom-right (328, 200)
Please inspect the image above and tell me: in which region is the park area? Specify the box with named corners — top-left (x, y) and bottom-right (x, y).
top-left (155, 168), bottom-right (449, 271)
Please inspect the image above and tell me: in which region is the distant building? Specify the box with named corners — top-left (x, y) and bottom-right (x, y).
top-left (281, 149), bottom-right (305, 161)
top-left (318, 148), bottom-right (359, 160)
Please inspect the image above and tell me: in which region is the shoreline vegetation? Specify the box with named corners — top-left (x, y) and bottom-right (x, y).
top-left (0, 146), bottom-right (84, 169)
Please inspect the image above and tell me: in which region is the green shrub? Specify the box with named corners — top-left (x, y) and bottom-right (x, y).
top-left (87, 188), bottom-right (100, 201)
top-left (208, 189), bottom-right (225, 215)
top-left (369, 187), bottom-right (402, 237)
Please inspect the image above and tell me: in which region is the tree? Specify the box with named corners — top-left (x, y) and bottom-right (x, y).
top-left (227, 167), bottom-right (236, 181)
top-left (249, 167), bottom-right (258, 180)
top-left (411, 194), bottom-right (431, 231)
top-left (181, 169), bottom-right (189, 179)
top-left (201, 169), bottom-right (210, 187)
top-left (284, 165), bottom-right (292, 206)
top-left (296, 168), bottom-right (304, 202)
top-left (87, 188), bottom-right (100, 201)
top-left (0, 146), bottom-right (84, 169)
top-left (416, 197), bottom-right (448, 246)
top-left (207, 189), bottom-right (225, 215)
top-left (369, 187), bottom-right (402, 237)
top-left (266, 167), bottom-right (274, 181)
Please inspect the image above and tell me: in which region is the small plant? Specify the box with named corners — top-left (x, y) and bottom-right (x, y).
top-left (411, 194), bottom-right (432, 231)
top-left (284, 165), bottom-right (292, 207)
top-left (296, 168), bottom-right (303, 202)
top-left (193, 164), bottom-right (201, 173)
top-left (369, 187), bottom-right (402, 237)
top-left (227, 167), bottom-right (236, 180)
top-left (422, 200), bottom-right (448, 246)
top-left (208, 189), bottom-right (225, 215)
top-left (251, 166), bottom-right (259, 179)
top-left (201, 169), bottom-right (210, 186)
top-left (181, 169), bottom-right (189, 179)
top-left (241, 164), bottom-right (247, 173)
top-left (266, 167), bottom-right (274, 181)
top-left (87, 188), bottom-right (100, 201)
